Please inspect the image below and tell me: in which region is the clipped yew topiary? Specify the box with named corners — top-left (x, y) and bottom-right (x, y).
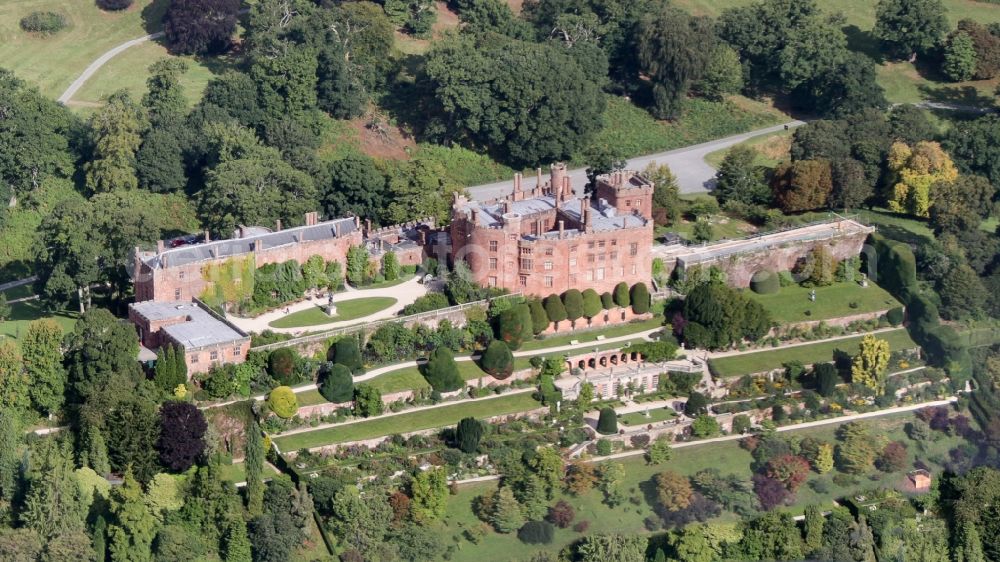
top-left (423, 347), bottom-right (464, 392)
top-left (563, 289), bottom-right (584, 321)
top-left (267, 386), bottom-right (298, 419)
top-left (750, 270), bottom-right (780, 294)
top-left (596, 407), bottom-right (618, 435)
top-left (543, 295), bottom-right (567, 324)
top-left (496, 303), bottom-right (533, 350)
top-left (319, 363), bottom-right (354, 403)
top-left (528, 298), bottom-right (549, 335)
top-left (582, 289), bottom-right (603, 319)
top-left (613, 282), bottom-right (631, 308)
top-left (517, 521), bottom-right (555, 545)
top-left (480, 339), bottom-right (514, 379)
top-left (329, 336), bottom-right (364, 374)
top-left (600, 292), bottom-right (614, 309)
top-left (630, 282), bottom-right (651, 314)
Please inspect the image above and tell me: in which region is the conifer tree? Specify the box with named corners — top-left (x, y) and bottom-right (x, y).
top-left (244, 421), bottom-right (265, 517)
top-left (107, 468), bottom-right (156, 562)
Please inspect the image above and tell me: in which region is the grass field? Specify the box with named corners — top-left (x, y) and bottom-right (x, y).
top-left (218, 461), bottom-right (279, 484)
top-left (519, 316), bottom-right (665, 352)
top-left (268, 297), bottom-right (397, 329)
top-left (0, 299), bottom-right (78, 347)
top-left (441, 409), bottom-right (963, 562)
top-left (619, 407), bottom-right (677, 426)
top-left (709, 328), bottom-right (917, 378)
top-left (273, 393), bottom-right (541, 451)
top-left (704, 129), bottom-right (794, 169)
top-left (746, 281), bottom-right (900, 324)
top-left (294, 389), bottom-right (328, 408)
top-left (71, 38), bottom-right (222, 107)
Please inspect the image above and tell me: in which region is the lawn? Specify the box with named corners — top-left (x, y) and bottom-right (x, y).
top-left (71, 37), bottom-right (223, 107)
top-left (268, 297), bottom-right (397, 328)
top-left (294, 389), bottom-right (328, 408)
top-left (357, 275), bottom-right (418, 290)
top-left (441, 410), bottom-right (965, 562)
top-left (704, 129), bottom-right (794, 169)
top-left (658, 212), bottom-right (759, 243)
top-left (708, 328), bottom-right (917, 378)
top-left (619, 407), bottom-right (677, 426)
top-left (745, 280), bottom-right (900, 324)
top-left (218, 461), bottom-right (279, 484)
top-left (364, 366), bottom-right (431, 394)
top-left (0, 299), bottom-right (77, 347)
top-left (273, 393), bottom-right (541, 451)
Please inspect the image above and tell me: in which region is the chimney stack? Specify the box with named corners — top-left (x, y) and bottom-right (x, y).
top-left (253, 240), bottom-right (262, 252)
top-left (551, 163), bottom-right (567, 198)
top-left (536, 167), bottom-right (543, 190)
top-left (276, 219), bottom-right (282, 231)
top-left (204, 230), bottom-right (210, 243)
top-left (354, 216), bottom-right (361, 229)
top-left (157, 240), bottom-right (165, 253)
top-left (558, 220), bottom-right (565, 238)
top-left (513, 173), bottom-right (523, 201)
top-left (470, 208), bottom-right (478, 224)
top-left (580, 198), bottom-right (587, 224)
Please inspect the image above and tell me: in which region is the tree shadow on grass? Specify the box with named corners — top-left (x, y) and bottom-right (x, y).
top-left (917, 84), bottom-right (996, 109)
top-left (843, 25), bottom-right (883, 63)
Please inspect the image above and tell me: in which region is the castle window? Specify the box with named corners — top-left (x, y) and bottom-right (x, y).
top-left (632, 264), bottom-right (637, 275)
top-left (233, 347), bottom-right (241, 357)
top-left (570, 246), bottom-right (578, 253)
top-left (595, 268), bottom-right (605, 280)
top-left (520, 247), bottom-right (532, 255)
top-left (598, 253), bottom-right (606, 262)
top-left (190, 354), bottom-right (198, 364)
top-left (520, 258), bottom-right (533, 270)
top-left (544, 261), bottom-right (553, 270)
top-left (210, 351), bottom-right (218, 361)
top-left (545, 248), bottom-right (553, 256)
top-left (630, 243), bottom-right (638, 256)
top-left (587, 241), bottom-right (595, 249)
top-left (611, 240), bottom-right (617, 246)
top-left (619, 267), bottom-right (625, 277)
top-left (610, 251), bottom-right (618, 260)
top-left (178, 271), bottom-right (185, 280)
top-left (569, 258), bottom-right (577, 267)
top-left (519, 275), bottom-right (528, 287)
top-left (488, 276), bottom-right (498, 287)
top-left (544, 276), bottom-right (553, 288)
top-left (598, 240), bottom-right (605, 249)
top-left (489, 240), bottom-right (498, 252)
top-left (588, 255), bottom-right (595, 263)
top-left (626, 200), bottom-right (632, 207)
top-left (489, 258), bottom-right (497, 270)
top-left (174, 289), bottom-right (181, 299)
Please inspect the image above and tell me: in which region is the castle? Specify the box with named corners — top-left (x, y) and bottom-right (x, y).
top-left (450, 163), bottom-right (655, 295)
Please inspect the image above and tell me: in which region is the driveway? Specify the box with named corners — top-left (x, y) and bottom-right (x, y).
top-left (466, 121), bottom-right (804, 200)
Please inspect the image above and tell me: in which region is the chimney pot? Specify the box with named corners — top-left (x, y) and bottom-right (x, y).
top-left (276, 219), bottom-right (282, 231)
top-left (204, 230), bottom-right (210, 243)
top-left (157, 240), bottom-right (165, 253)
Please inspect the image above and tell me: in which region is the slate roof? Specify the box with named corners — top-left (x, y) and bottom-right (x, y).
top-left (143, 217), bottom-right (358, 270)
top-left (130, 301), bottom-right (248, 350)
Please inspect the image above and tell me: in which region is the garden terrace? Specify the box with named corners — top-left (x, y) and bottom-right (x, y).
top-left (272, 392), bottom-right (542, 452)
top-left (745, 281), bottom-right (899, 324)
top-left (708, 328), bottom-right (918, 378)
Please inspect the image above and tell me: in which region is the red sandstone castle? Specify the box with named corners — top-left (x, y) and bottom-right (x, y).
top-left (450, 163), bottom-right (655, 295)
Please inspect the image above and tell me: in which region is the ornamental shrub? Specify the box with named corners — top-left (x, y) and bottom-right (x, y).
top-left (424, 347), bottom-right (464, 392)
top-left (601, 292), bottom-right (614, 309)
top-left (562, 289), bottom-right (584, 321)
top-left (267, 348), bottom-right (299, 385)
top-left (517, 521), bottom-right (554, 545)
top-left (19, 11), bottom-right (67, 34)
top-left (750, 270), bottom-right (780, 294)
top-left (456, 417), bottom-right (484, 453)
top-left (496, 303), bottom-right (533, 350)
top-left (267, 386), bottom-right (298, 419)
top-left (613, 282), bottom-right (631, 307)
top-left (582, 289), bottom-right (603, 319)
top-left (596, 408), bottom-right (618, 435)
top-left (480, 340), bottom-right (514, 379)
top-left (543, 295), bottom-right (567, 323)
top-left (886, 306), bottom-right (904, 326)
top-left (319, 363), bottom-right (354, 403)
top-left (329, 337), bottom-right (364, 374)
top-left (96, 0), bottom-right (134, 10)
top-left (630, 282), bottom-right (651, 314)
top-left (528, 298), bottom-right (549, 334)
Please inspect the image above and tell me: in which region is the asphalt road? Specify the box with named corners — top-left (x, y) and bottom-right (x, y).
top-left (466, 120), bottom-right (805, 201)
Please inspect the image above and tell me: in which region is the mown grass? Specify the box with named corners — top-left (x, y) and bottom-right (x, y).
top-left (273, 393), bottom-right (541, 451)
top-left (704, 129), bottom-right (794, 169)
top-left (619, 407), bottom-right (677, 426)
top-left (441, 410), bottom-right (964, 562)
top-left (268, 297), bottom-right (397, 329)
top-left (0, 299), bottom-right (77, 347)
top-left (518, 316), bottom-right (665, 352)
top-left (365, 366), bottom-right (431, 394)
top-left (72, 38), bottom-right (223, 107)
top-left (746, 281), bottom-right (900, 324)
top-left (709, 328), bottom-right (917, 378)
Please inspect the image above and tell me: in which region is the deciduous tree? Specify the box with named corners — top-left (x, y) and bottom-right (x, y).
top-left (874, 0), bottom-right (948, 60)
top-left (157, 401), bottom-right (207, 472)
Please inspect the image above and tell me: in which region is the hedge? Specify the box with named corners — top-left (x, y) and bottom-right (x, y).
top-left (868, 234), bottom-right (916, 296)
top-left (582, 289), bottom-right (603, 319)
top-left (601, 292), bottom-right (614, 309)
top-left (543, 295), bottom-right (568, 323)
top-left (613, 282), bottom-right (631, 307)
top-left (749, 270), bottom-right (780, 294)
top-left (886, 306), bottom-right (904, 326)
top-left (563, 289), bottom-right (584, 321)
top-left (528, 299), bottom-right (549, 335)
top-left (630, 282), bottom-right (650, 314)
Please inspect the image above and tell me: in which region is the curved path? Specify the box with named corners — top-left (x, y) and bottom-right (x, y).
top-left (467, 121), bottom-right (805, 200)
top-left (224, 276), bottom-right (430, 334)
top-left (57, 32), bottom-right (164, 104)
